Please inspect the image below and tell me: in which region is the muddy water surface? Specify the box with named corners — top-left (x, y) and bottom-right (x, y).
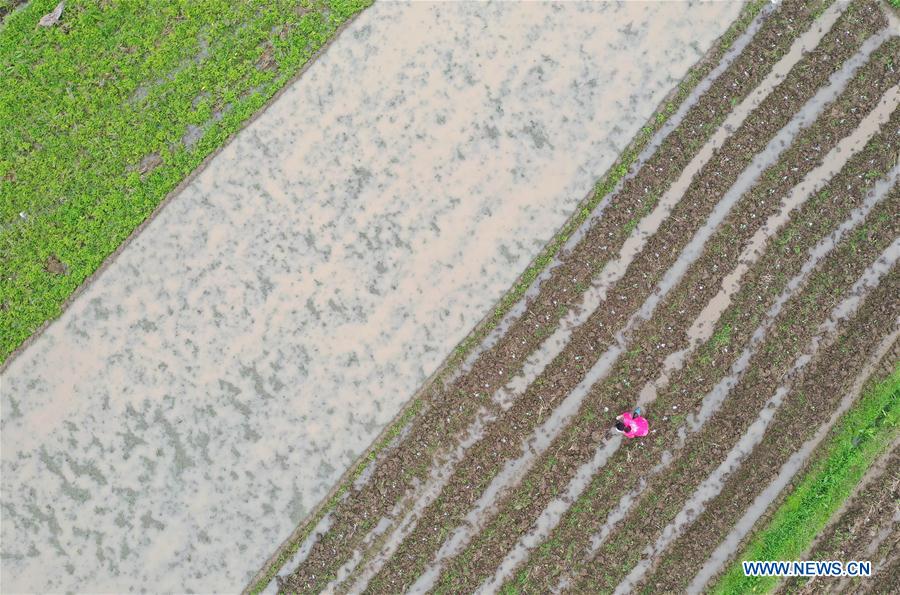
top-left (0, 3), bottom-right (744, 591)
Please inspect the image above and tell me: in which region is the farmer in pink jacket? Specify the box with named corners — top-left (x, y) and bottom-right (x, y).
top-left (615, 407), bottom-right (649, 438)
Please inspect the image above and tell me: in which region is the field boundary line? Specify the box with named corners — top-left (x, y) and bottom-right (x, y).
top-left (0, 4), bottom-right (373, 373)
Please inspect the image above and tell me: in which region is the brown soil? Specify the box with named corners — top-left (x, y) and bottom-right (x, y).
top-left (257, 42), bottom-right (277, 71)
top-left (461, 85), bottom-right (900, 594)
top-left (129, 152), bottom-right (163, 178)
top-left (44, 254), bottom-right (68, 276)
top-left (638, 290), bottom-right (900, 592)
top-left (777, 444), bottom-right (900, 595)
top-left (864, 543), bottom-right (900, 594)
top-left (279, 1), bottom-right (822, 591)
top-left (571, 242), bottom-right (899, 593)
top-left (504, 119), bottom-right (900, 595)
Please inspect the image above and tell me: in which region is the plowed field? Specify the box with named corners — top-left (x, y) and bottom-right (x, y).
top-left (254, 1), bottom-right (900, 592)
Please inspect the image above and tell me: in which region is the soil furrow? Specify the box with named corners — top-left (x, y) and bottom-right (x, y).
top-left (268, 515), bottom-right (334, 590)
top-left (864, 545), bottom-right (900, 595)
top-left (356, 5), bottom-right (887, 591)
top-left (820, 494), bottom-right (898, 595)
top-left (656, 321), bottom-right (900, 593)
top-left (510, 132), bottom-right (900, 595)
top-left (482, 125), bottom-right (900, 595)
top-left (571, 242), bottom-right (900, 592)
top-left (426, 30), bottom-right (899, 595)
top-left (460, 1), bottom-right (778, 373)
top-left (833, 487), bottom-right (899, 594)
top-left (341, 413), bottom-right (501, 594)
top-left (777, 443), bottom-right (900, 595)
top-left (278, 3), bottom-right (825, 589)
top-left (362, 7), bottom-right (853, 586)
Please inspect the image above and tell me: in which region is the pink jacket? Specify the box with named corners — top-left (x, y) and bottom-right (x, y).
top-left (620, 411), bottom-right (649, 438)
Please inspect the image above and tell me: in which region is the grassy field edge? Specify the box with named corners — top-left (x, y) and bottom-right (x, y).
top-left (714, 362), bottom-right (900, 594)
top-left (0, 0), bottom-right (372, 366)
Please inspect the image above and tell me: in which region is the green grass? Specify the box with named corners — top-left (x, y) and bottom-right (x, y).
top-left (0, 0), bottom-right (371, 364)
top-left (714, 364), bottom-right (900, 594)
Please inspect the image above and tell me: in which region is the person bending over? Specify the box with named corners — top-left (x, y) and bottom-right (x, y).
top-left (615, 406), bottom-right (649, 438)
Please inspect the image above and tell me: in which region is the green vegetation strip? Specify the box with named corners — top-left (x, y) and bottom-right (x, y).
top-left (714, 365), bottom-right (900, 595)
top-left (0, 0), bottom-right (371, 364)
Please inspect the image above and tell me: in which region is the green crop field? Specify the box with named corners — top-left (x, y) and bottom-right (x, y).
top-left (0, 0), bottom-right (370, 364)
